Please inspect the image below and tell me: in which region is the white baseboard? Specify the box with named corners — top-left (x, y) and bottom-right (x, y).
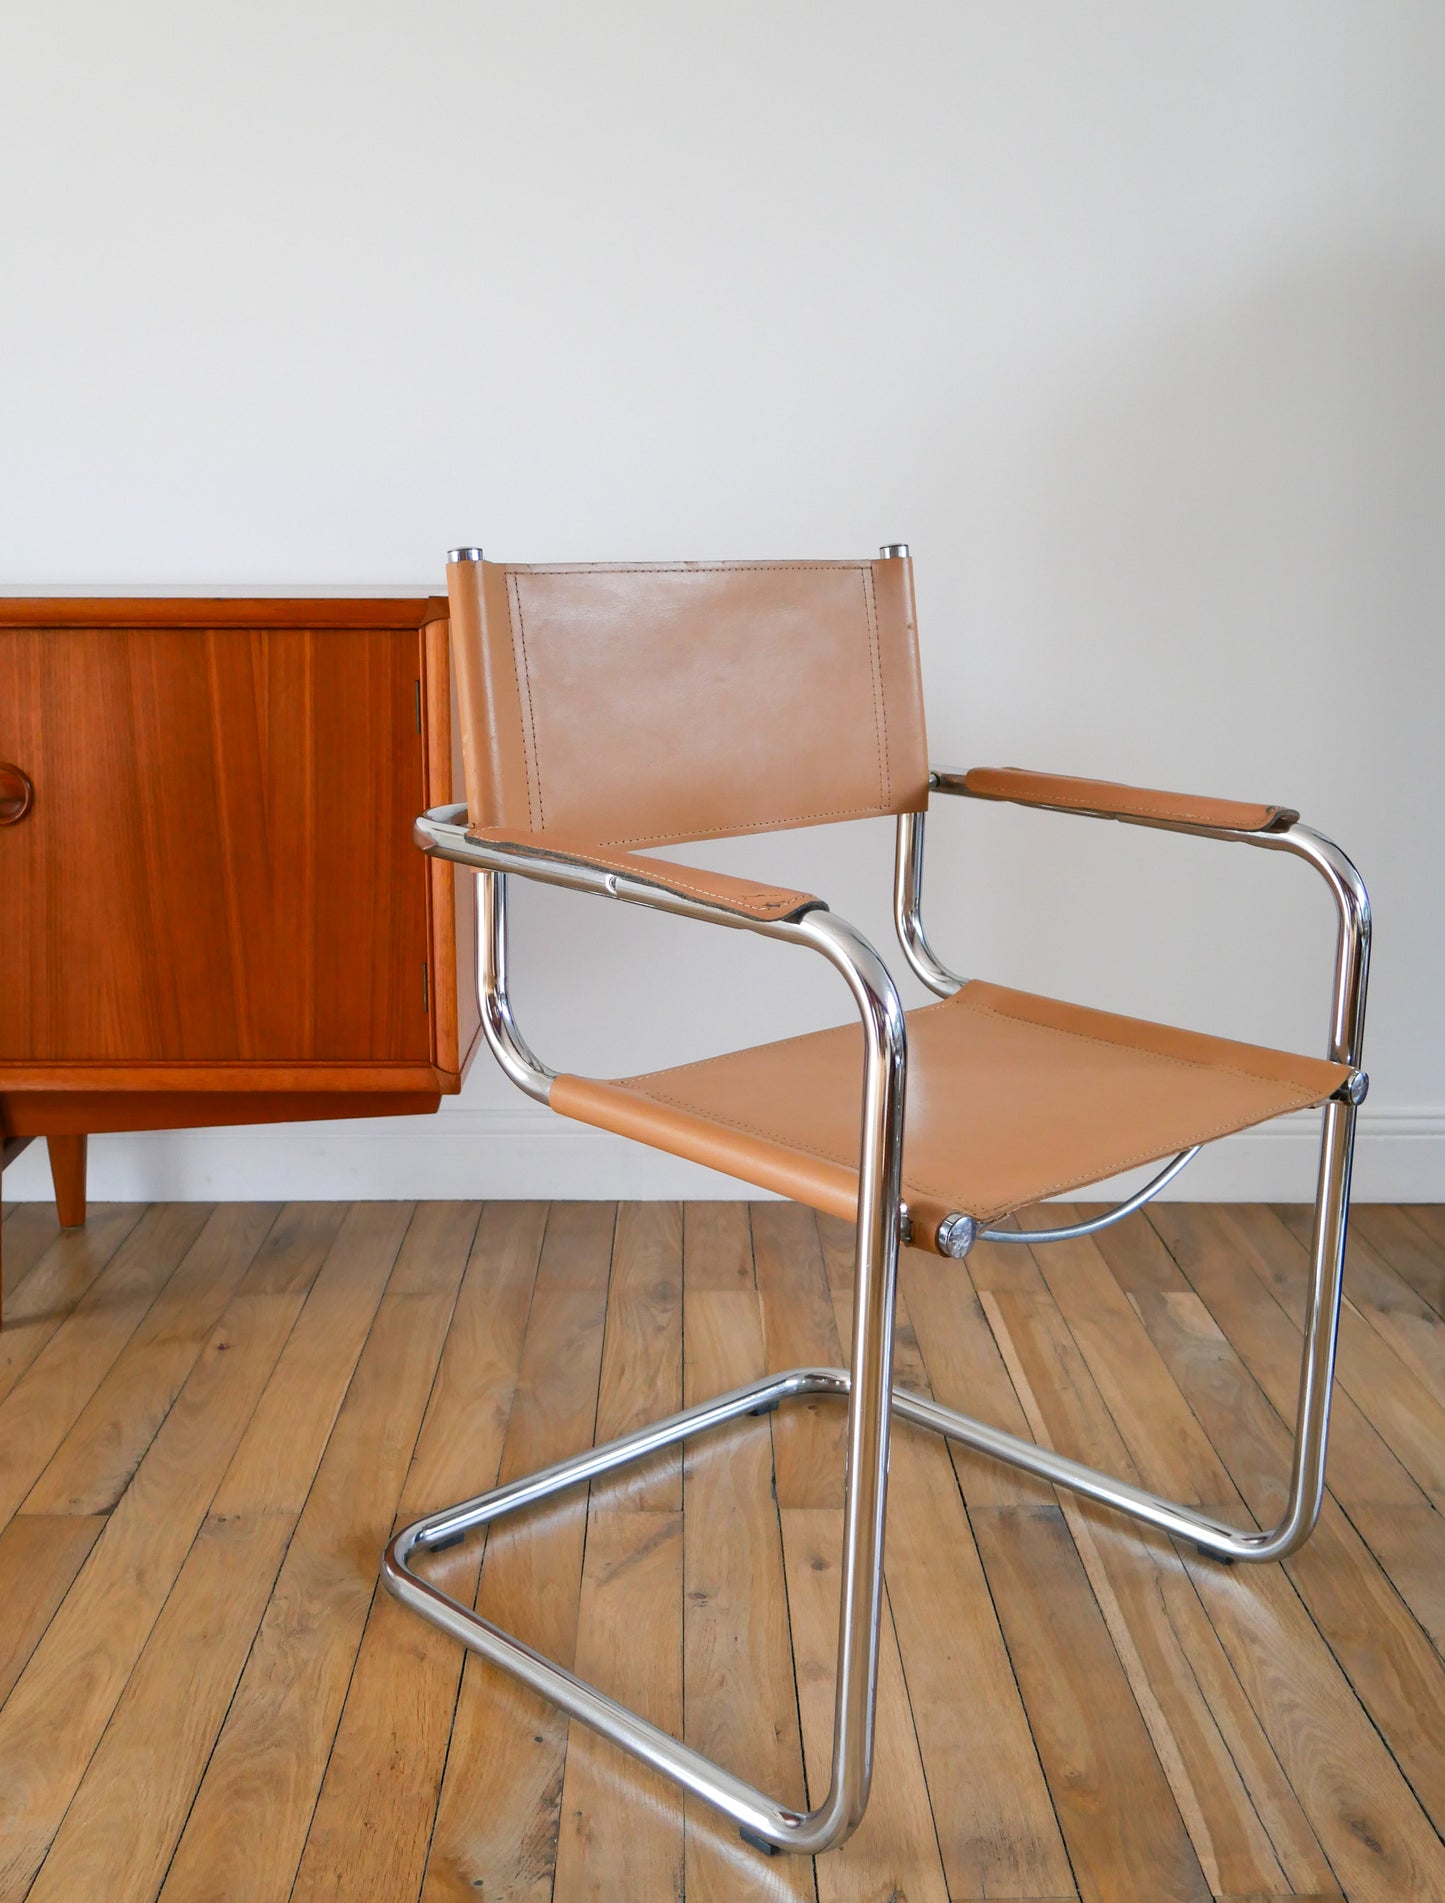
top-left (4, 1103), bottom-right (1443, 1206)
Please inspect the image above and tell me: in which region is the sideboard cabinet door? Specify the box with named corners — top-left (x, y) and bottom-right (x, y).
top-left (0, 621), bottom-right (432, 1064)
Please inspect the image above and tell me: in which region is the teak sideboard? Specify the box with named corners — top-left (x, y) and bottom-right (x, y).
top-left (0, 596), bottom-right (480, 1309)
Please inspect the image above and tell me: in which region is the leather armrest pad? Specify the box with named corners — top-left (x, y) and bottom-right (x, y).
top-left (465, 826), bottom-right (821, 921)
top-left (954, 767), bottom-right (1299, 834)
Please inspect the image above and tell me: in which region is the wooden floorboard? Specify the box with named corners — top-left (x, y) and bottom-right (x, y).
top-left (0, 1199), bottom-right (1441, 1902)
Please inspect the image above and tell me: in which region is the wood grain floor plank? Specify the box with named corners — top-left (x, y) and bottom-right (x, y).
top-left (401, 1202), bottom-right (548, 1518)
top-left (884, 1421), bottom-right (1077, 1901)
top-left (899, 1248), bottom-right (1057, 1512)
top-left (1397, 1203), bottom-right (1445, 1263)
top-left (814, 1215), bottom-right (931, 1396)
top-left (0, 1512), bottom-right (104, 1706)
top-left (210, 1201), bottom-right (417, 1516)
top-left (1347, 1503), bottom-right (1445, 1653)
top-left (1102, 1238), bottom-right (1445, 1832)
top-left (24, 1201), bottom-right (282, 1516)
top-left (552, 1509), bottom-right (686, 1903)
top-left (782, 1505), bottom-right (951, 1903)
top-left (964, 1228), bottom-right (1052, 1298)
top-left (1180, 1546), bottom-right (1445, 1901)
top-left (1273, 1199), bottom-right (1445, 1399)
top-left (752, 1202), bottom-right (847, 1510)
top-left (818, 1219), bottom-right (1074, 1902)
top-left (1139, 1208), bottom-right (1445, 1805)
top-left (25, 1506), bottom-right (296, 1903)
top-left (985, 1285), bottom-right (1336, 1899)
top-left (1147, 1204), bottom-right (1424, 1508)
top-left (290, 1203), bottom-right (542, 1903)
top-left (591, 1201), bottom-right (683, 1512)
top-left (0, 1204), bottom-right (147, 1406)
top-left (156, 1202), bottom-right (462, 1903)
top-left (1215, 1205), bottom-right (1445, 1505)
top-left (550, 1198), bottom-right (688, 1901)
top-left (0, 1202), bottom-right (62, 1300)
top-left (1011, 1208), bottom-right (1234, 1507)
top-left (421, 1203), bottom-right (615, 1903)
top-left (969, 1494), bottom-right (1212, 1903)
top-left (1330, 1203), bottom-right (1445, 1321)
top-left (820, 1242), bottom-right (934, 1414)
top-left (1107, 1211), bottom-right (1438, 1595)
top-left (225, 1199), bottom-right (352, 1297)
top-left (0, 1285), bottom-right (306, 1898)
top-left (7, 1197), bottom-right (1443, 1903)
top-left (535, 1199), bottom-right (616, 1293)
top-left (681, 1286), bottom-right (813, 1903)
top-left (682, 1201), bottom-right (755, 1292)
top-left (1118, 1216), bottom-right (1445, 1895)
top-left (1283, 1504), bottom-right (1445, 1834)
top-left (0, 1202), bottom-right (213, 1530)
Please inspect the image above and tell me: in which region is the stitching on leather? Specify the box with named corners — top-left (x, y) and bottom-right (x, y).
top-left (599, 805), bottom-right (889, 846)
top-left (504, 561), bottom-right (896, 844)
top-left (967, 775), bottom-right (1285, 831)
top-left (954, 988), bottom-right (1341, 1090)
top-left (475, 835), bottom-right (812, 915)
top-left (602, 1079), bottom-right (1319, 1221)
top-left (508, 573), bottom-right (545, 829)
top-left (860, 565), bottom-right (889, 809)
top-left (597, 982), bottom-right (1333, 1216)
top-left (615, 983), bottom-right (1339, 1095)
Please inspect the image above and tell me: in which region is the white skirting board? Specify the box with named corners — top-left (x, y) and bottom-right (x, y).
top-left (3, 1103), bottom-right (1442, 1207)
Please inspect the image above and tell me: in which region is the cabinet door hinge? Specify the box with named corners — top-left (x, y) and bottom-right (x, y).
top-left (422, 962), bottom-right (430, 1013)
top-left (414, 680), bottom-right (423, 734)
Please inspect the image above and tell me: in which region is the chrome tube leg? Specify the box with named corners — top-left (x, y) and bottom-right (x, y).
top-left (1264, 1096), bottom-right (1356, 1554)
top-left (810, 922), bottom-right (908, 1842)
top-left (379, 1095), bottom-right (1344, 1850)
top-left (382, 907), bottom-right (909, 1858)
top-left (1253, 824), bottom-right (1368, 1557)
top-left (879, 1100), bottom-right (1357, 1565)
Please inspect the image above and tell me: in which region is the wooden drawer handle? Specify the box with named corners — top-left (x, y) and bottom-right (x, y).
top-left (0, 762), bottom-right (34, 825)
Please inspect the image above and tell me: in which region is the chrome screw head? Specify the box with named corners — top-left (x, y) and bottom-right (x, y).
top-left (935, 1213), bottom-right (977, 1259)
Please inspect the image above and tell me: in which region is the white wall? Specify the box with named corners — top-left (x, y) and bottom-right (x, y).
top-left (3, 1), bottom-right (1442, 1204)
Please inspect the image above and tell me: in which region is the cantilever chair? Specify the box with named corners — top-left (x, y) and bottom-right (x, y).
top-left (384, 546), bottom-right (1370, 1856)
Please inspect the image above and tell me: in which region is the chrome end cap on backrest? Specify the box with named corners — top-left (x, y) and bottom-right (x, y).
top-left (878, 543), bottom-right (910, 559)
top-left (448, 546), bottom-right (484, 563)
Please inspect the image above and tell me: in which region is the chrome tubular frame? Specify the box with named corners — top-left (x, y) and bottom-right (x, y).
top-left (893, 805), bottom-right (966, 997)
top-left (894, 782), bottom-right (1371, 1562)
top-left (395, 805), bottom-right (907, 1853)
top-left (981, 1144), bottom-right (1203, 1245)
top-left (386, 774), bottom-right (1370, 1856)
top-left (895, 806), bottom-right (1207, 1234)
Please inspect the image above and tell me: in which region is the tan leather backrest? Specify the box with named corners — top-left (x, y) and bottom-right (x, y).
top-left (447, 556), bottom-right (930, 848)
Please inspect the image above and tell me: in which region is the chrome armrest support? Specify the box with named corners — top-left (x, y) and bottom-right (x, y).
top-left (406, 797), bottom-right (911, 1848)
top-left (415, 801), bottom-right (909, 1117)
top-left (902, 772), bottom-right (1371, 1260)
top-left (406, 809), bottom-right (910, 1849)
top-left (922, 770), bottom-right (1371, 1071)
top-left (893, 808), bottom-right (965, 998)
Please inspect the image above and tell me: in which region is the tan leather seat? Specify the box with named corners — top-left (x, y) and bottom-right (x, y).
top-left (553, 979), bottom-right (1349, 1249)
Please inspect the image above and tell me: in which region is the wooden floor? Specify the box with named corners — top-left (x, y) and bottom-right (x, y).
top-left (0, 1198), bottom-right (1443, 1902)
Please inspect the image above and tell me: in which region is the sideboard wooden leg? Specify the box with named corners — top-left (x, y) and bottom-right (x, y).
top-left (48, 1134), bottom-right (88, 1229)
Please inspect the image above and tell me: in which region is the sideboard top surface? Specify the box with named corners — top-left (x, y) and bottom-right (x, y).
top-left (0, 597), bottom-right (449, 629)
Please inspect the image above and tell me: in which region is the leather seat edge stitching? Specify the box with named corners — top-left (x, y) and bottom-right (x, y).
top-left (593, 1079), bottom-right (1328, 1217)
